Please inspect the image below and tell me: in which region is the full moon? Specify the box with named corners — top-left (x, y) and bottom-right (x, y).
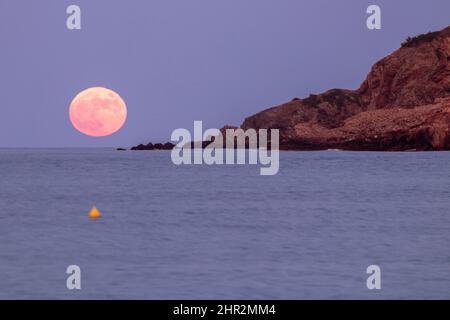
top-left (69, 87), bottom-right (127, 137)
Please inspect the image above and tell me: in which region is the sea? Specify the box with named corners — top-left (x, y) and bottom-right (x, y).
top-left (0, 149), bottom-right (449, 299)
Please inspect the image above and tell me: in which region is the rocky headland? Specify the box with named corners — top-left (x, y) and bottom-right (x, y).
top-left (240, 26), bottom-right (450, 151)
top-left (131, 26), bottom-right (450, 151)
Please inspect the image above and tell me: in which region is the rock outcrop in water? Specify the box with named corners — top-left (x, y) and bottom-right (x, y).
top-left (240, 26), bottom-right (450, 151)
top-left (130, 142), bottom-right (175, 151)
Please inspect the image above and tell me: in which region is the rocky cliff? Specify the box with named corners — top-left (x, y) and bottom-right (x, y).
top-left (240, 26), bottom-right (450, 151)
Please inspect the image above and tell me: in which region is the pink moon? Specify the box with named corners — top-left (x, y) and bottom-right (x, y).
top-left (69, 87), bottom-right (127, 137)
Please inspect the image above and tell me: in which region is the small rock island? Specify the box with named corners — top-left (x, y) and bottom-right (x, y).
top-left (130, 142), bottom-right (175, 151)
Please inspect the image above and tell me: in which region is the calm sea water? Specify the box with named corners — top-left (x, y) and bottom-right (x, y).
top-left (0, 149), bottom-right (450, 299)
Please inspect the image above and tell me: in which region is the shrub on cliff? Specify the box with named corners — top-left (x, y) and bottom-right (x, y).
top-left (401, 31), bottom-right (440, 48)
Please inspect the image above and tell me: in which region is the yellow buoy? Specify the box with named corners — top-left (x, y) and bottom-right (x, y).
top-left (89, 206), bottom-right (101, 219)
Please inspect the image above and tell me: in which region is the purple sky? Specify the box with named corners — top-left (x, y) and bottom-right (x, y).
top-left (0, 0), bottom-right (449, 147)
